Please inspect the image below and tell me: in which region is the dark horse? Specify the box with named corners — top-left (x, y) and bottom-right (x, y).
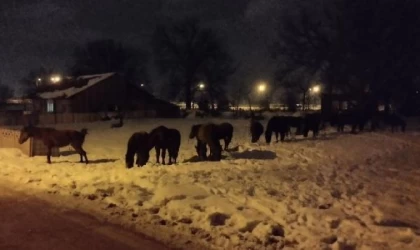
top-left (189, 123), bottom-right (223, 161)
top-left (190, 122), bottom-right (233, 151)
top-left (330, 110), bottom-right (369, 133)
top-left (383, 113), bottom-right (406, 132)
top-left (250, 119), bottom-right (264, 143)
top-left (125, 132), bottom-right (152, 168)
top-left (18, 125), bottom-right (88, 164)
top-left (265, 116), bottom-right (289, 143)
top-left (302, 113), bottom-right (322, 138)
top-left (149, 126), bottom-right (181, 165)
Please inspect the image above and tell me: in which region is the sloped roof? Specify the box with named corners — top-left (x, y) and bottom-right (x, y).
top-left (38, 72), bottom-right (115, 99)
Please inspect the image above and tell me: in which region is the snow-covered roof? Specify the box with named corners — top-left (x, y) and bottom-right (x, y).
top-left (38, 72), bottom-right (115, 99)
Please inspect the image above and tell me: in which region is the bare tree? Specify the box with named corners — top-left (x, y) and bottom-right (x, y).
top-left (0, 83), bottom-right (13, 102)
top-left (272, 0), bottom-right (420, 112)
top-left (152, 17), bottom-right (227, 110)
top-left (19, 67), bottom-right (55, 97)
top-left (70, 39), bottom-right (149, 87)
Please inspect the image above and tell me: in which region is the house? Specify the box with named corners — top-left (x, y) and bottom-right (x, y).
top-left (30, 72), bottom-right (180, 118)
top-left (0, 98), bottom-right (33, 126)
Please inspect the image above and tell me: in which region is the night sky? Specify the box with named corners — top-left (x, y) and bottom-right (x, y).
top-left (0, 0), bottom-right (290, 97)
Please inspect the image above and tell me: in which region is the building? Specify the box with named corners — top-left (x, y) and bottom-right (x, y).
top-left (31, 72), bottom-right (180, 117)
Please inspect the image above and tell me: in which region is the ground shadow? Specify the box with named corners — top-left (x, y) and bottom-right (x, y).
top-left (183, 155), bottom-right (201, 163)
top-left (60, 150), bottom-right (78, 156)
top-left (53, 159), bottom-right (118, 164)
top-left (225, 146), bottom-right (240, 152)
top-left (282, 135), bottom-right (337, 143)
top-left (231, 150), bottom-right (276, 160)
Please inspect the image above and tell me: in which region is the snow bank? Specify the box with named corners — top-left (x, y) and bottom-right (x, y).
top-left (1, 118), bottom-right (420, 249)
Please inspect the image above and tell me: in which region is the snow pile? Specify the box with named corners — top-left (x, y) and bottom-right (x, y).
top-left (0, 118), bottom-right (420, 249)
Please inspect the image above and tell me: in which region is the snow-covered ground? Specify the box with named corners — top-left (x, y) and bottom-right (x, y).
top-left (1, 118), bottom-right (420, 250)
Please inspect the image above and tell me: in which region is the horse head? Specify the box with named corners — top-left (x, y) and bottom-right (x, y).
top-left (18, 126), bottom-right (34, 144)
top-left (189, 124), bottom-right (201, 139)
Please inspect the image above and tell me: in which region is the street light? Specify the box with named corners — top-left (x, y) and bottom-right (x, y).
top-left (257, 82), bottom-right (267, 93)
top-left (312, 85), bottom-right (320, 93)
top-left (50, 75), bottom-right (61, 83)
top-left (198, 83), bottom-right (205, 90)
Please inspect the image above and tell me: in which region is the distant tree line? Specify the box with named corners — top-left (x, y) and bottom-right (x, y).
top-left (16, 0), bottom-right (420, 114)
top-left (272, 0), bottom-right (420, 114)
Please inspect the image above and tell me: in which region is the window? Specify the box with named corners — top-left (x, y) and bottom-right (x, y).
top-left (47, 100), bottom-right (54, 113)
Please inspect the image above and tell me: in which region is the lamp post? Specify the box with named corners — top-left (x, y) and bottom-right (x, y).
top-left (256, 81), bottom-right (269, 110)
top-left (309, 85), bottom-right (321, 110)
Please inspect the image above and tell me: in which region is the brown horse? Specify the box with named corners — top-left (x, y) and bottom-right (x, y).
top-left (189, 123), bottom-right (223, 161)
top-left (18, 125), bottom-right (89, 164)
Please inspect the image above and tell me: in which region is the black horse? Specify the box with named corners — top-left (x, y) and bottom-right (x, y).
top-left (250, 120), bottom-right (264, 143)
top-left (330, 110), bottom-right (369, 133)
top-left (125, 132), bottom-right (151, 168)
top-left (149, 126), bottom-right (181, 165)
top-left (302, 113), bottom-right (322, 138)
top-left (265, 116), bottom-right (289, 143)
top-left (383, 113), bottom-right (406, 132)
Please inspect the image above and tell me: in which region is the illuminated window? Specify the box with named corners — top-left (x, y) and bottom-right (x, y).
top-left (47, 100), bottom-right (54, 113)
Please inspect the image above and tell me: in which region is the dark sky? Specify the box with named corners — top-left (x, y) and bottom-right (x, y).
top-left (0, 0), bottom-right (289, 97)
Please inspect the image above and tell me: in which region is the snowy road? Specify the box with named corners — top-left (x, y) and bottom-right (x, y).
top-left (0, 185), bottom-right (169, 250)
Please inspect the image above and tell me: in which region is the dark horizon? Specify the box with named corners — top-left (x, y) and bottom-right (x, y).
top-left (0, 0), bottom-right (290, 97)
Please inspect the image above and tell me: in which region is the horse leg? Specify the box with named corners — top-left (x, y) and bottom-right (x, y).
top-left (47, 146), bottom-right (52, 164)
top-left (168, 149), bottom-right (173, 165)
top-left (155, 147), bottom-right (160, 164)
top-left (162, 148), bottom-right (166, 165)
top-left (199, 142), bottom-right (207, 161)
top-left (72, 143), bottom-right (88, 164)
top-left (275, 132), bottom-right (279, 142)
top-left (280, 132), bottom-right (286, 142)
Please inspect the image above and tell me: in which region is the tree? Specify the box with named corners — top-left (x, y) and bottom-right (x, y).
top-left (199, 49), bottom-right (236, 110)
top-left (0, 84), bottom-right (13, 102)
top-left (70, 39), bottom-right (149, 87)
top-left (19, 67), bottom-right (55, 97)
top-left (272, 0), bottom-right (420, 112)
top-left (279, 67), bottom-right (314, 110)
top-left (152, 17), bottom-right (228, 110)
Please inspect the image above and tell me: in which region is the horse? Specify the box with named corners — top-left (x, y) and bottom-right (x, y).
top-left (302, 113), bottom-right (322, 138)
top-left (265, 116), bottom-right (289, 143)
top-left (125, 132), bottom-right (151, 168)
top-left (250, 120), bottom-right (264, 143)
top-left (149, 126), bottom-right (181, 165)
top-left (284, 116), bottom-right (304, 136)
top-left (383, 113), bottom-right (406, 132)
top-left (190, 122), bottom-right (233, 150)
top-left (18, 125), bottom-right (88, 164)
top-left (330, 110), bottom-right (368, 133)
top-left (189, 123), bottom-right (223, 161)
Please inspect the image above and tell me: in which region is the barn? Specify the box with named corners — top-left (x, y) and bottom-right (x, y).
top-left (31, 72), bottom-right (180, 117)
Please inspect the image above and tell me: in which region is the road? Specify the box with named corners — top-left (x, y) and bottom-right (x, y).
top-left (0, 187), bottom-right (170, 250)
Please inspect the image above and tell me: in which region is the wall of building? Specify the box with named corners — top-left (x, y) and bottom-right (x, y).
top-left (71, 74), bottom-right (127, 113)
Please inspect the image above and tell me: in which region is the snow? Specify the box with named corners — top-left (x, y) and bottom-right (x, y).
top-left (38, 72), bottom-right (115, 99)
top-left (1, 118), bottom-right (420, 250)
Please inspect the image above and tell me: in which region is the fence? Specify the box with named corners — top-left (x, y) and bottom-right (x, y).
top-left (0, 110), bottom-right (158, 126)
top-left (0, 128), bottom-right (59, 157)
